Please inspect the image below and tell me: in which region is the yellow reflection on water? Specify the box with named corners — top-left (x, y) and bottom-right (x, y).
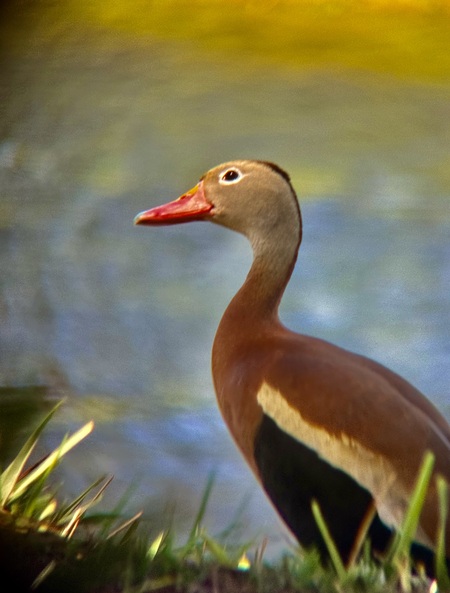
top-left (2, 0), bottom-right (450, 82)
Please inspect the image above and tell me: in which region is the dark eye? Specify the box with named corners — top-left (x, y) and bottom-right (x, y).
top-left (219, 168), bottom-right (243, 184)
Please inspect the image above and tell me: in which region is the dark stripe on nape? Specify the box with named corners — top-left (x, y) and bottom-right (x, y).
top-left (258, 161), bottom-right (292, 184)
top-left (258, 161), bottom-right (300, 218)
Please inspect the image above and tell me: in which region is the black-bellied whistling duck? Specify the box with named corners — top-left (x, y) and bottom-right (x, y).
top-left (134, 160), bottom-right (450, 572)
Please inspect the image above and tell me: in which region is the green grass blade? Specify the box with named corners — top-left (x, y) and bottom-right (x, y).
top-left (347, 500), bottom-right (377, 567)
top-left (436, 476), bottom-right (450, 589)
top-left (8, 420), bottom-right (94, 503)
top-left (311, 499), bottom-right (347, 581)
top-left (31, 560), bottom-right (56, 589)
top-left (38, 499), bottom-right (58, 521)
top-left (386, 451), bottom-right (435, 567)
top-left (0, 401), bottom-right (63, 506)
top-left (56, 475), bottom-right (111, 524)
top-left (202, 531), bottom-right (237, 567)
top-left (148, 531), bottom-right (166, 560)
top-left (94, 480), bottom-right (139, 538)
top-left (187, 472), bottom-right (215, 543)
top-left (106, 511), bottom-right (143, 541)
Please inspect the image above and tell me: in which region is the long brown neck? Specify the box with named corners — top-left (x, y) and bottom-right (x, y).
top-left (212, 202), bottom-right (302, 383)
top-left (229, 231), bottom-right (301, 324)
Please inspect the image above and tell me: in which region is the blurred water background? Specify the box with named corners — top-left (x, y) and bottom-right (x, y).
top-left (1, 0), bottom-right (449, 554)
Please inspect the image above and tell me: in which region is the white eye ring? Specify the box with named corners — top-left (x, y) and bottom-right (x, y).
top-left (219, 168), bottom-right (244, 185)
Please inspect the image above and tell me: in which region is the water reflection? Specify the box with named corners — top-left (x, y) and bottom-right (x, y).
top-left (0, 1), bottom-right (449, 553)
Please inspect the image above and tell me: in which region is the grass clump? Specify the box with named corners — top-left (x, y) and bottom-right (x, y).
top-left (0, 400), bottom-right (147, 592)
top-left (0, 399), bottom-right (448, 592)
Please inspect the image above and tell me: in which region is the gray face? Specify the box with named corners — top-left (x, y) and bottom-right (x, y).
top-left (200, 160), bottom-right (300, 241)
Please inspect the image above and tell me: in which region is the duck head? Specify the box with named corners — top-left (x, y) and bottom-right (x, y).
top-left (134, 160), bottom-right (300, 243)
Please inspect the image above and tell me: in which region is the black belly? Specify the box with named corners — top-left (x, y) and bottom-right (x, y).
top-left (253, 413), bottom-right (437, 573)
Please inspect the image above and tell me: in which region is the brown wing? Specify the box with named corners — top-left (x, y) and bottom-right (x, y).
top-left (258, 330), bottom-right (450, 550)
